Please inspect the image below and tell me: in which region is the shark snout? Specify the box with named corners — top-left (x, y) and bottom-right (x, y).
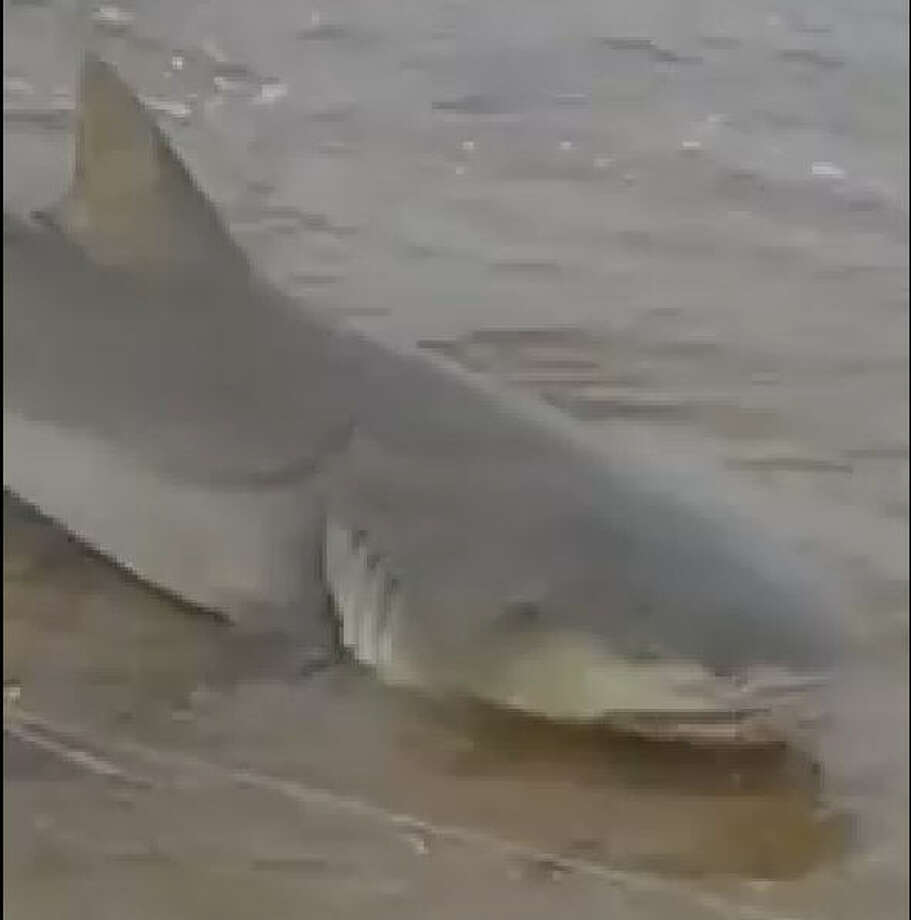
top-left (459, 629), bottom-right (832, 744)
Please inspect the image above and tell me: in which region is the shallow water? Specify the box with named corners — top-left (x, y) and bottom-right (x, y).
top-left (0, 495), bottom-right (897, 919)
top-left (3, 0), bottom-right (908, 916)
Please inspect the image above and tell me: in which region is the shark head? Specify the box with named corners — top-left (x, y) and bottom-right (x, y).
top-left (324, 414), bottom-right (845, 745)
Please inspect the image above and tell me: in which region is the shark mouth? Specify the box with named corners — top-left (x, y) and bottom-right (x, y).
top-left (322, 518), bottom-right (828, 746)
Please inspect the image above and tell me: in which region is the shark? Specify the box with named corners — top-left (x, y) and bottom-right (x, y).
top-left (3, 56), bottom-right (845, 744)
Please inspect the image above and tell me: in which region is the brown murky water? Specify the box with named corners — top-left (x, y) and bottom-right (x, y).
top-left (4, 0), bottom-right (908, 916)
top-left (1, 494), bottom-right (903, 918)
top-left (3, 497), bottom-right (840, 882)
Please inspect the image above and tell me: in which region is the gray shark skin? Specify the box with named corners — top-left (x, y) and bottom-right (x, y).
top-left (3, 56), bottom-right (844, 743)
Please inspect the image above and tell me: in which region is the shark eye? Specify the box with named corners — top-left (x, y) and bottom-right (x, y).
top-left (502, 600), bottom-right (542, 623)
top-left (711, 666), bottom-right (748, 688)
top-left (630, 642), bottom-right (662, 661)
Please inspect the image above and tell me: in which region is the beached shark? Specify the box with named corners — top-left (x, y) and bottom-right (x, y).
top-left (3, 56), bottom-right (844, 743)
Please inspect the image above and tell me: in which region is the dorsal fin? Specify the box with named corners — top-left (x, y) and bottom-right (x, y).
top-left (45, 55), bottom-right (249, 274)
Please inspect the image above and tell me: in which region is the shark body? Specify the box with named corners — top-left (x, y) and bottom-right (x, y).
top-left (3, 57), bottom-right (843, 742)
